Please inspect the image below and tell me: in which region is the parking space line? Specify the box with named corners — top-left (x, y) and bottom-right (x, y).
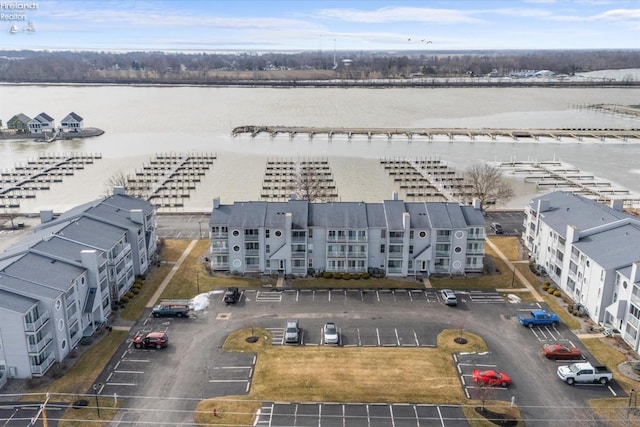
top-left (122, 359), bottom-right (151, 362)
top-left (106, 382), bottom-right (137, 386)
top-left (209, 379), bottom-right (249, 383)
top-left (395, 328), bottom-right (400, 346)
top-left (357, 328), bottom-right (362, 346)
top-left (413, 330), bottom-right (419, 346)
top-left (376, 328), bottom-right (381, 346)
top-left (211, 366), bottom-right (253, 369)
top-left (114, 370), bottom-right (144, 374)
top-left (376, 290), bottom-right (380, 301)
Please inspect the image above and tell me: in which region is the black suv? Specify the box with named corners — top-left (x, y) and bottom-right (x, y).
top-left (224, 287), bottom-right (241, 304)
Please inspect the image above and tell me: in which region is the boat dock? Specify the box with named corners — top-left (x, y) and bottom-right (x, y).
top-left (0, 152), bottom-right (102, 208)
top-left (126, 152), bottom-right (217, 210)
top-left (495, 160), bottom-right (640, 208)
top-left (260, 157), bottom-right (338, 201)
top-left (232, 126), bottom-right (640, 142)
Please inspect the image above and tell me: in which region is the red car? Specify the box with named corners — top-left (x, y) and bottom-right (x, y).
top-left (133, 332), bottom-right (168, 349)
top-left (472, 369), bottom-right (511, 387)
top-left (541, 344), bottom-right (582, 360)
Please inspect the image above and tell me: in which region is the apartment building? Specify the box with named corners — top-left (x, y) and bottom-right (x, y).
top-left (209, 196), bottom-right (485, 278)
top-left (0, 188), bottom-right (156, 385)
top-left (523, 191), bottom-right (640, 352)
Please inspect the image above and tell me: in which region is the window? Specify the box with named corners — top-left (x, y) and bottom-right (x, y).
top-left (328, 230), bottom-right (336, 238)
top-left (275, 230), bottom-right (282, 237)
top-left (309, 229), bottom-right (313, 238)
top-left (419, 230), bottom-right (427, 238)
top-left (232, 230), bottom-right (240, 237)
top-left (245, 242), bottom-right (259, 251)
top-left (233, 245), bottom-right (240, 252)
top-left (265, 229), bottom-right (270, 238)
top-left (266, 244), bottom-right (270, 253)
top-left (380, 244), bottom-right (385, 254)
top-left (381, 229), bottom-right (386, 238)
top-left (454, 246), bottom-right (462, 253)
top-left (409, 230), bottom-right (414, 239)
top-left (245, 229), bottom-right (259, 236)
top-left (409, 245), bottom-right (414, 254)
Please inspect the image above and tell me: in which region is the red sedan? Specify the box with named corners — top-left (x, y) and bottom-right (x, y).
top-left (471, 369), bottom-right (511, 387)
top-left (541, 344), bottom-right (582, 360)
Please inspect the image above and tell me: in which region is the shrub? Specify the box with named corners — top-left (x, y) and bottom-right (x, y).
top-left (125, 291), bottom-right (134, 299)
top-left (547, 288), bottom-right (556, 294)
top-left (342, 273), bottom-right (351, 280)
top-left (120, 295), bottom-right (130, 304)
top-left (632, 362), bottom-right (640, 375)
top-left (333, 272), bottom-right (342, 279)
top-left (553, 290), bottom-right (561, 297)
top-left (131, 288), bottom-right (140, 294)
top-left (353, 273), bottom-right (361, 280)
top-left (322, 272), bottom-right (333, 279)
top-left (362, 272), bottom-right (370, 279)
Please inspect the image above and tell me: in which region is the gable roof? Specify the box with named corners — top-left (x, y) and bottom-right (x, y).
top-left (575, 223), bottom-right (640, 270)
top-left (34, 112), bottom-right (54, 123)
top-left (62, 112), bottom-right (83, 122)
top-left (8, 113), bottom-right (31, 125)
top-left (0, 288), bottom-right (37, 315)
top-left (531, 191), bottom-right (634, 237)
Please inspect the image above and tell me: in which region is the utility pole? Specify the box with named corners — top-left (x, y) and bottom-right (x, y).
top-left (30, 392), bottom-right (50, 427)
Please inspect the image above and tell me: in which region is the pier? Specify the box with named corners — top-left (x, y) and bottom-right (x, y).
top-left (495, 160), bottom-right (640, 208)
top-left (232, 126), bottom-right (640, 142)
top-left (0, 152), bottom-right (102, 208)
top-left (125, 152), bottom-right (216, 210)
top-left (261, 158), bottom-right (338, 201)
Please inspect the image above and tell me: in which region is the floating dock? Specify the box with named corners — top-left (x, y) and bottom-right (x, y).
top-left (126, 152), bottom-right (217, 210)
top-left (0, 152), bottom-right (102, 209)
top-left (495, 160), bottom-right (640, 208)
top-left (232, 126), bottom-right (640, 142)
top-left (260, 157), bottom-right (338, 201)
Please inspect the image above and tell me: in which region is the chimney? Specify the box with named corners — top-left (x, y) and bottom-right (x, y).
top-left (610, 199), bottom-right (624, 212)
top-left (290, 193), bottom-right (298, 201)
top-left (113, 186), bottom-right (126, 196)
top-left (213, 197), bottom-right (220, 209)
top-left (631, 262), bottom-right (640, 283)
top-left (80, 249), bottom-right (99, 271)
top-left (392, 191), bottom-right (399, 201)
top-left (472, 198), bottom-right (482, 210)
top-left (40, 210), bottom-right (54, 223)
top-left (402, 212), bottom-right (410, 230)
top-left (537, 199), bottom-right (550, 213)
top-left (129, 209), bottom-right (144, 224)
top-left (566, 224), bottom-right (580, 243)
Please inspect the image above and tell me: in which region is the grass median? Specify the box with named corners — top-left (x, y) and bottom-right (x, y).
top-left (193, 327), bottom-right (512, 426)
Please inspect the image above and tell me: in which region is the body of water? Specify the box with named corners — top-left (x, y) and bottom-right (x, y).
top-left (1, 84), bottom-right (640, 212)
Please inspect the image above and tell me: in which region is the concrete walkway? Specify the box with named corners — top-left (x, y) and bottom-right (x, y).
top-left (485, 238), bottom-right (545, 302)
top-left (111, 239), bottom-right (198, 331)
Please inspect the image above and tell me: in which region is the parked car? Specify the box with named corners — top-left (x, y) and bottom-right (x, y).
top-left (323, 322), bottom-right (339, 345)
top-left (541, 344), bottom-right (582, 360)
top-left (133, 332), bottom-right (169, 349)
top-left (285, 320), bottom-right (300, 344)
top-left (517, 309), bottom-right (559, 328)
top-left (490, 222), bottom-right (504, 234)
top-left (472, 369), bottom-right (511, 387)
top-left (557, 362), bottom-right (612, 385)
top-left (152, 302), bottom-right (190, 318)
top-left (440, 289), bottom-right (458, 306)
top-left (224, 287), bottom-right (241, 304)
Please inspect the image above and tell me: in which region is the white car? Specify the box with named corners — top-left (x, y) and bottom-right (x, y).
top-left (323, 322), bottom-right (340, 345)
top-left (285, 320), bottom-right (300, 344)
top-left (440, 289), bottom-right (458, 306)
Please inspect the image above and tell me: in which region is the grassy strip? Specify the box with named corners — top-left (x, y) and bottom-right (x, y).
top-left (194, 328), bottom-right (511, 426)
top-left (290, 276), bottom-right (423, 289)
top-left (488, 236), bottom-right (521, 261)
top-left (22, 330), bottom-right (127, 426)
top-left (583, 337), bottom-right (640, 425)
top-left (540, 291), bottom-right (582, 330)
top-left (120, 265), bottom-right (172, 321)
top-left (160, 239), bottom-right (191, 263)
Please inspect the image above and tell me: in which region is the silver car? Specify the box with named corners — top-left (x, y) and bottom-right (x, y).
top-left (285, 320), bottom-right (300, 344)
top-left (323, 322), bottom-right (339, 345)
top-left (440, 289), bottom-right (458, 306)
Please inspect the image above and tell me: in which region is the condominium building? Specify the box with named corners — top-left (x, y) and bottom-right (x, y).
top-left (0, 188), bottom-right (156, 386)
top-left (209, 196), bottom-right (485, 278)
top-left (523, 191), bottom-right (640, 352)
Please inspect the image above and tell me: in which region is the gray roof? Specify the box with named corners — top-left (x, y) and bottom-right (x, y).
top-left (3, 253), bottom-right (85, 292)
top-left (460, 205), bottom-right (486, 227)
top-left (405, 203), bottom-right (431, 229)
top-left (9, 113), bottom-right (31, 124)
top-left (55, 217), bottom-right (125, 250)
top-left (227, 202), bottom-right (267, 229)
top-left (383, 200), bottom-right (407, 230)
top-left (0, 288), bottom-right (37, 314)
top-left (0, 269), bottom-right (64, 301)
top-left (531, 191), bottom-right (633, 237)
top-left (102, 193), bottom-right (154, 215)
top-left (62, 112), bottom-right (83, 122)
top-left (265, 201), bottom-right (308, 229)
top-left (365, 204), bottom-right (386, 228)
top-left (574, 223), bottom-right (640, 270)
top-left (210, 204), bottom-right (233, 226)
top-left (34, 112), bottom-right (54, 123)
top-left (32, 235), bottom-right (106, 265)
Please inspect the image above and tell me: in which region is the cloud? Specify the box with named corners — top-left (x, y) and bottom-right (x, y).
top-left (314, 6), bottom-right (483, 24)
top-left (595, 8), bottom-right (640, 20)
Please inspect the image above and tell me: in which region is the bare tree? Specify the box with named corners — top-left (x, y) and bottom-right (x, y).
top-left (104, 170), bottom-right (148, 198)
top-left (464, 163), bottom-right (514, 207)
top-left (292, 162), bottom-right (336, 202)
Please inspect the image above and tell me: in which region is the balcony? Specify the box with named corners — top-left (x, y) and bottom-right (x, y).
top-left (631, 292), bottom-right (640, 306)
top-left (327, 251), bottom-right (346, 258)
top-left (387, 267), bottom-right (402, 274)
top-left (211, 232), bottom-right (228, 239)
top-left (291, 236), bottom-right (306, 243)
top-left (31, 352), bottom-right (56, 377)
top-left (28, 331), bottom-right (53, 354)
top-left (245, 249), bottom-right (259, 256)
top-left (349, 251), bottom-right (367, 258)
top-left (627, 315), bottom-right (640, 329)
top-left (292, 250), bottom-right (306, 258)
top-left (210, 243), bottom-right (229, 253)
top-left (468, 232), bottom-right (485, 240)
top-left (244, 234), bottom-right (259, 242)
top-left (436, 235), bottom-right (451, 242)
top-left (327, 235), bottom-right (347, 242)
top-left (110, 243), bottom-right (132, 266)
top-left (24, 310), bottom-right (50, 332)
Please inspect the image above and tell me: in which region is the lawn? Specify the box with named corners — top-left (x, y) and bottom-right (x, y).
top-left (193, 327), bottom-right (512, 426)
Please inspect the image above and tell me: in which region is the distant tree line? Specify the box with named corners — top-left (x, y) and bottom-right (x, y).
top-left (0, 49), bottom-right (639, 84)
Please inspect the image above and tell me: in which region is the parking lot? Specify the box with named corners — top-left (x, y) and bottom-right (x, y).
top-left (93, 288), bottom-right (623, 426)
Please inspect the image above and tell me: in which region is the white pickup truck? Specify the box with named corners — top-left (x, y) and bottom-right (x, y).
top-left (557, 362), bottom-right (613, 385)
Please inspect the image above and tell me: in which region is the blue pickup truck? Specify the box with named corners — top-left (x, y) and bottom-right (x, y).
top-left (517, 309), bottom-right (560, 328)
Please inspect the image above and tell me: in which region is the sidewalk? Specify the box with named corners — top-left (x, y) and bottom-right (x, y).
top-left (486, 238), bottom-right (544, 302)
top-left (110, 239), bottom-right (198, 331)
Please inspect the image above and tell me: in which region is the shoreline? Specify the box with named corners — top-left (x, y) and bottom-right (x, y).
top-left (0, 127), bottom-right (105, 141)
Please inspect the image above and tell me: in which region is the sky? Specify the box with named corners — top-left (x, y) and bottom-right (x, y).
top-left (1, 0), bottom-right (639, 52)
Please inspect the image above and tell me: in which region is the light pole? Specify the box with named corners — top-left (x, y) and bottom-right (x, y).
top-left (198, 221), bottom-right (203, 239)
top-left (92, 383), bottom-right (103, 417)
top-left (196, 271), bottom-right (200, 294)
